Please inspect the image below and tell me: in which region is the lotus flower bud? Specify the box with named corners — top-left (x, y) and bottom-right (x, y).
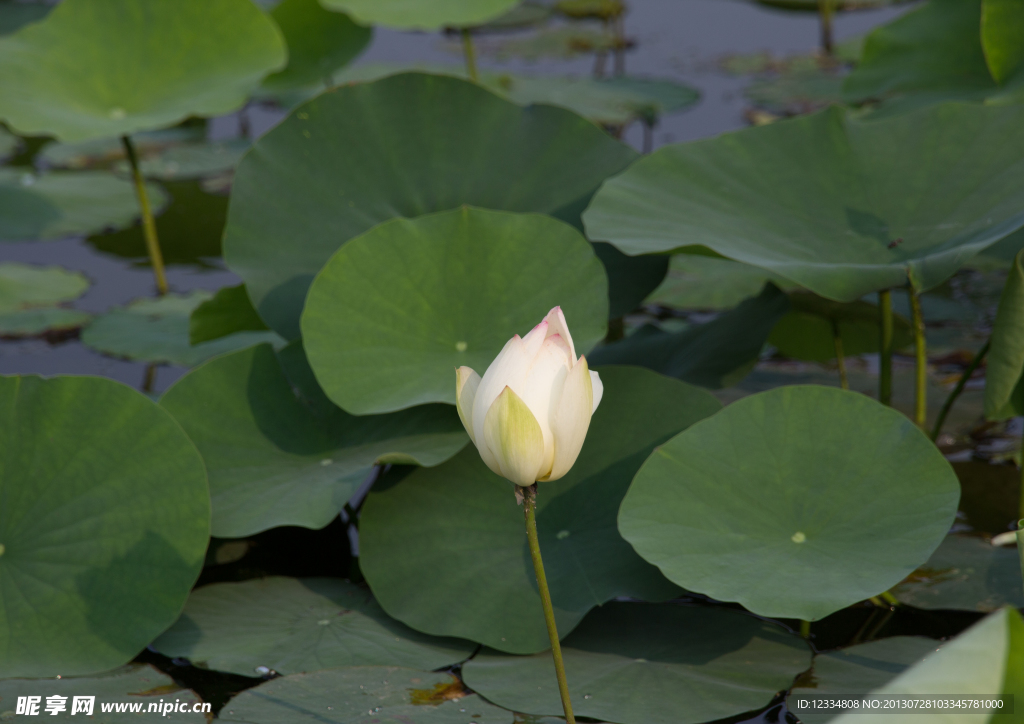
top-left (455, 306), bottom-right (603, 487)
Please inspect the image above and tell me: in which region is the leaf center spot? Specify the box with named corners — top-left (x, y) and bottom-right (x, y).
top-left (556, 530), bottom-right (570, 540)
top-left (455, 341), bottom-right (468, 352)
top-left (109, 107), bottom-right (126, 120)
top-left (318, 619), bottom-right (331, 626)
top-left (320, 458), bottom-right (333, 466)
top-left (0, 543), bottom-right (4, 557)
top-left (791, 531), bottom-right (807, 543)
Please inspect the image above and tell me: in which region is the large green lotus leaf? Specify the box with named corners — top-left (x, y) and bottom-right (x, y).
top-left (769, 292), bottom-right (914, 363)
top-left (159, 343), bottom-right (468, 538)
top-left (645, 254), bottom-right (798, 311)
top-left (0, 0), bottom-right (286, 143)
top-left (0, 169), bottom-right (167, 242)
top-left (843, 0), bottom-right (997, 105)
top-left (891, 534), bottom-right (1024, 612)
top-left (583, 103), bottom-right (1024, 302)
top-left (0, 262), bottom-right (88, 313)
top-left (828, 608), bottom-right (1024, 724)
top-left (82, 291), bottom-right (286, 367)
top-left (982, 0), bottom-right (1024, 85)
top-left (985, 250), bottom-right (1024, 420)
top-left (318, 0), bottom-right (519, 29)
top-left (462, 602), bottom-right (811, 724)
top-left (223, 72), bottom-right (636, 340)
top-left (0, 664), bottom-right (207, 722)
top-left (153, 577), bottom-right (474, 676)
top-left (89, 181), bottom-right (224, 269)
top-left (0, 125), bottom-right (18, 161)
top-left (592, 242), bottom-right (668, 318)
top-left (619, 385), bottom-right (961, 621)
top-left (787, 637), bottom-right (939, 724)
top-left (260, 0), bottom-right (370, 97)
top-left (301, 207), bottom-right (608, 414)
top-left (360, 366), bottom-right (720, 653)
top-left (590, 283), bottom-right (789, 389)
top-left (190, 284), bottom-right (269, 345)
top-left (0, 376), bottom-right (209, 678)
top-left (219, 667), bottom-right (512, 724)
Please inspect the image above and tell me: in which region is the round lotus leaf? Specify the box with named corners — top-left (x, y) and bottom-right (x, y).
top-left (153, 577), bottom-right (474, 676)
top-left (360, 366), bottom-right (719, 653)
top-left (318, 0), bottom-right (519, 30)
top-left (39, 128), bottom-right (203, 171)
top-left (219, 666), bottom-right (512, 724)
top-left (0, 169), bottom-right (167, 242)
top-left (891, 534), bottom-right (1024, 612)
top-left (583, 103), bottom-right (1024, 302)
top-left (0, 262), bottom-right (88, 313)
top-left (160, 343), bottom-right (468, 537)
top-left (646, 254), bottom-right (797, 311)
top-left (82, 291), bottom-right (285, 367)
top-left (260, 0), bottom-right (371, 97)
top-left (0, 126), bottom-right (19, 161)
top-left (0, 308), bottom-right (92, 338)
top-left (619, 385), bottom-right (961, 621)
top-left (828, 607), bottom-right (1024, 724)
top-left (0, 375), bottom-right (209, 678)
top-left (301, 207), bottom-right (608, 414)
top-left (188, 284), bottom-right (269, 345)
top-left (787, 637), bottom-right (939, 724)
top-left (0, 664), bottom-right (207, 722)
top-left (0, 0), bottom-right (286, 143)
top-left (222, 71), bottom-right (636, 339)
top-left (462, 602), bottom-right (811, 724)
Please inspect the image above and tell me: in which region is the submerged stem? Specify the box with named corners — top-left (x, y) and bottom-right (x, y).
top-left (878, 290), bottom-right (893, 406)
top-left (832, 320), bottom-right (848, 390)
top-left (909, 290), bottom-right (927, 429)
top-left (121, 135), bottom-right (168, 296)
top-left (522, 485), bottom-right (576, 724)
top-left (461, 28), bottom-right (479, 82)
top-left (931, 339), bottom-right (990, 442)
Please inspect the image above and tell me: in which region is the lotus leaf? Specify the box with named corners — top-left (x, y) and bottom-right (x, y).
top-left (189, 284), bottom-right (269, 345)
top-left (986, 249), bottom-right (1024, 419)
top-left (318, 0), bottom-right (519, 30)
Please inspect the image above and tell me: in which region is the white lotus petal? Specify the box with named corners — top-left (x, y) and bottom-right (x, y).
top-left (483, 386), bottom-right (546, 486)
top-left (590, 369), bottom-right (603, 413)
top-left (455, 366), bottom-right (481, 443)
top-left (543, 355), bottom-right (594, 481)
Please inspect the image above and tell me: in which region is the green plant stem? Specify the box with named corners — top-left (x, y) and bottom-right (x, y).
top-left (878, 290), bottom-right (893, 406)
top-left (1019, 437), bottom-right (1024, 521)
top-left (818, 0), bottom-right (835, 56)
top-left (832, 320), bottom-right (848, 390)
top-left (930, 339), bottom-right (990, 442)
top-left (909, 289), bottom-right (927, 429)
top-left (121, 135), bottom-right (168, 296)
top-left (522, 485), bottom-right (576, 724)
top-left (461, 28), bottom-right (478, 82)
top-left (799, 619), bottom-right (811, 639)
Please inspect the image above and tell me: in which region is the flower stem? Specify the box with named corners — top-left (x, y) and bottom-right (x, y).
top-left (522, 485), bottom-right (576, 724)
top-left (461, 28), bottom-right (478, 82)
top-left (909, 289), bottom-right (927, 428)
top-left (931, 339), bottom-right (990, 441)
top-left (831, 320), bottom-right (848, 390)
top-left (121, 135), bottom-right (168, 295)
top-left (818, 0), bottom-right (835, 56)
top-left (878, 290), bottom-right (893, 406)
top-left (1019, 435), bottom-right (1024, 522)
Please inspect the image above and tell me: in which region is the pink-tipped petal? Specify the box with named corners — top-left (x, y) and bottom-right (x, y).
top-left (521, 320), bottom-right (549, 358)
top-left (542, 306), bottom-right (576, 361)
top-left (542, 355), bottom-right (594, 481)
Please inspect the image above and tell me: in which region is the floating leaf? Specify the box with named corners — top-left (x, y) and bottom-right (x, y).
top-left (745, 69), bottom-right (844, 116)
top-left (259, 0), bottom-right (371, 98)
top-left (0, 376), bottom-right (209, 677)
top-left (619, 385), bottom-right (961, 621)
top-left (89, 181), bottom-right (225, 268)
top-left (0, 0), bottom-right (286, 142)
top-left (827, 608), bottom-right (1023, 724)
top-left (119, 140), bottom-right (249, 181)
top-left (301, 207), bottom-right (608, 414)
top-left (0, 262), bottom-right (88, 312)
top-left (462, 602), bottom-right (811, 724)
top-left (891, 534), bottom-right (1024, 612)
top-left (224, 72), bottom-right (635, 339)
top-left (645, 254), bottom-right (797, 311)
top-left (0, 664), bottom-right (206, 721)
top-left (982, 0), bottom-right (1024, 85)
top-left (82, 291), bottom-right (285, 367)
top-left (787, 637), bottom-right (939, 724)
top-left (39, 128), bottom-right (203, 171)
top-left (583, 103), bottom-right (1024, 301)
top-left (220, 666), bottom-right (511, 724)
top-left (0, 308), bottom-right (92, 337)
top-left (769, 292), bottom-right (914, 362)
top-left (160, 343), bottom-right (467, 537)
top-left (0, 169), bottom-right (167, 242)
top-left (360, 367), bottom-right (719, 653)
top-left (318, 0), bottom-right (519, 30)
top-left (189, 284), bottom-right (268, 345)
top-left (986, 249), bottom-right (1024, 420)
top-left (590, 283), bottom-right (789, 388)
top-left (153, 577), bottom-right (474, 676)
